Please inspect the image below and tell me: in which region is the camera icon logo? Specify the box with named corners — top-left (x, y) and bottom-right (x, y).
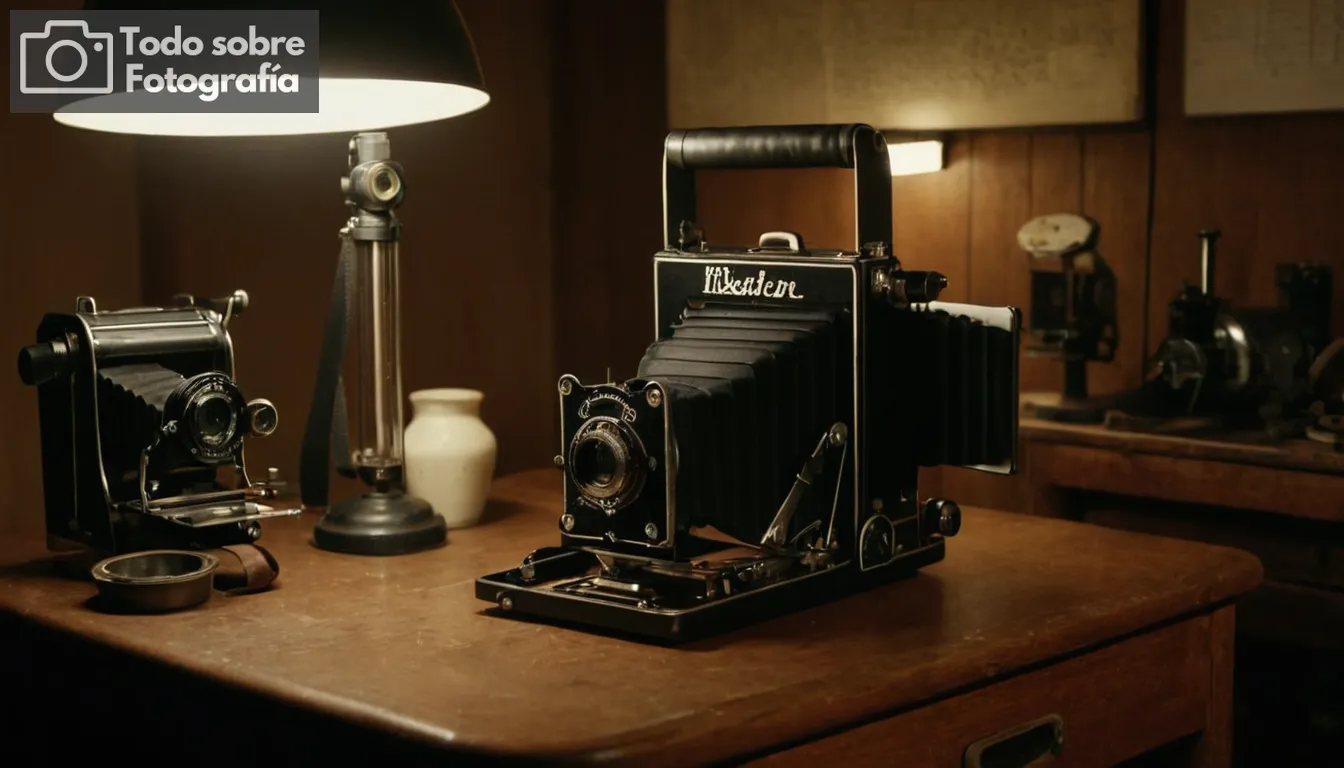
top-left (19, 20), bottom-right (115, 95)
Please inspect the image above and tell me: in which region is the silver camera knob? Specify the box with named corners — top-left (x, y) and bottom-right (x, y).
top-left (922, 499), bottom-right (962, 538)
top-left (246, 399), bottom-right (279, 438)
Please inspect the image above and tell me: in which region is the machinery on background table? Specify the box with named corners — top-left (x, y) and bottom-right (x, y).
top-left (1019, 213), bottom-right (1118, 424)
top-left (1124, 228), bottom-right (1336, 440)
top-left (1308, 339), bottom-right (1344, 448)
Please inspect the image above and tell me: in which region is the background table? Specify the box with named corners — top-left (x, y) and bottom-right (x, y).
top-left (0, 470), bottom-right (1261, 766)
top-left (1019, 399), bottom-right (1344, 651)
top-left (1017, 395), bottom-right (1344, 765)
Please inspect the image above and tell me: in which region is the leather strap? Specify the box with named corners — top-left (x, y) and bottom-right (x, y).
top-left (212, 544), bottom-right (280, 595)
top-left (299, 237), bottom-right (358, 509)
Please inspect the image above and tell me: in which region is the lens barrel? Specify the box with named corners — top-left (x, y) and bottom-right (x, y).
top-left (165, 371), bottom-right (250, 463)
top-left (567, 417), bottom-right (646, 510)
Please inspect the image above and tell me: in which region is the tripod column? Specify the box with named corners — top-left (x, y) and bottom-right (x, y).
top-left (313, 132), bottom-right (447, 556)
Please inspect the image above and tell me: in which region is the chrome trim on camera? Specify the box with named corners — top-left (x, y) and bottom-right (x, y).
top-left (858, 513), bottom-right (894, 571)
top-left (761, 422), bottom-right (848, 551)
top-left (72, 315), bottom-right (117, 520)
top-left (501, 551), bottom-right (855, 617)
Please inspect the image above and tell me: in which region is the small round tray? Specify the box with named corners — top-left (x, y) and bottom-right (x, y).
top-left (91, 550), bottom-right (220, 614)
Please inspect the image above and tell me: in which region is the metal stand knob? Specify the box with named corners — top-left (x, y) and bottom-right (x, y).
top-left (923, 499), bottom-right (962, 537)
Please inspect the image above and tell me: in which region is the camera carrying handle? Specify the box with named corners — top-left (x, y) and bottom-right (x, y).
top-left (663, 124), bottom-right (893, 252)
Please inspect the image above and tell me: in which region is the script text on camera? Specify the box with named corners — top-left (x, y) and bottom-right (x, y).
top-left (703, 266), bottom-right (805, 300)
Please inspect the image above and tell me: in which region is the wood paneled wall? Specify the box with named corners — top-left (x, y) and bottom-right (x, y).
top-left (2, 1), bottom-right (1341, 532)
top-left (694, 0), bottom-right (1344, 512)
top-left (0, 0), bottom-right (143, 533)
top-left (551, 1), bottom-right (665, 387)
top-left (0, 0), bottom-right (666, 532)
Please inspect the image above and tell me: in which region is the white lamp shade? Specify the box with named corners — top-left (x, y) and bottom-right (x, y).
top-left (60, 0), bottom-right (490, 136)
top-left (54, 78), bottom-right (490, 137)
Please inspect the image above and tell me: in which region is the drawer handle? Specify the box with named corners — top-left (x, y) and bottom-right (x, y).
top-left (963, 714), bottom-right (1064, 768)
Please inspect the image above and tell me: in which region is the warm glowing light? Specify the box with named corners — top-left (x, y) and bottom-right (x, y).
top-left (887, 140), bottom-right (944, 176)
top-left (53, 79), bottom-right (490, 137)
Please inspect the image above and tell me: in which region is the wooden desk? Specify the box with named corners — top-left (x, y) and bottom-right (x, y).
top-left (0, 470), bottom-right (1260, 766)
top-left (1020, 402), bottom-right (1344, 652)
top-left (1020, 409), bottom-right (1344, 524)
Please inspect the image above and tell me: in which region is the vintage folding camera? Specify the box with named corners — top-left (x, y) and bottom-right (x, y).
top-left (477, 124), bottom-right (1020, 641)
top-left (17, 290), bottom-right (301, 555)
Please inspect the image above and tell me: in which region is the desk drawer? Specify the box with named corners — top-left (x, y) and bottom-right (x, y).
top-left (752, 615), bottom-right (1215, 767)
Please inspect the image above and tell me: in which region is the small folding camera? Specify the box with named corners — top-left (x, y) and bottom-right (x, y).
top-left (477, 124), bottom-right (1021, 642)
top-left (18, 290), bottom-right (300, 555)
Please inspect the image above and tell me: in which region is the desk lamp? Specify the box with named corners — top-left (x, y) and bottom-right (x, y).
top-left (58, 1), bottom-right (490, 555)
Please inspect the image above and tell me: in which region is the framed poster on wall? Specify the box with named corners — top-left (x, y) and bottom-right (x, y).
top-left (1185, 0), bottom-right (1344, 116)
top-left (666, 0), bottom-right (1145, 130)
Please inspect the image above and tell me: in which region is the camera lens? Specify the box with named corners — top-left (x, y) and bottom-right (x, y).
top-left (155, 371), bottom-right (250, 465)
top-left (191, 393), bottom-right (237, 448)
top-left (575, 435), bottom-right (620, 489)
top-left (568, 419), bottom-right (646, 508)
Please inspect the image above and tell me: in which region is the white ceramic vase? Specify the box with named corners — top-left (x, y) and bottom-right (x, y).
top-left (404, 388), bottom-right (498, 529)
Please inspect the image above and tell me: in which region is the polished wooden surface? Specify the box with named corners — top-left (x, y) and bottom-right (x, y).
top-left (1020, 389), bottom-right (1344, 522)
top-left (1019, 395), bottom-right (1344, 656)
top-left (0, 470), bottom-right (1261, 765)
top-left (1030, 441), bottom-right (1344, 523)
top-left (1021, 411), bottom-right (1344, 479)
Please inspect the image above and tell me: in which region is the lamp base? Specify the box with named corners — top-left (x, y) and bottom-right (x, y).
top-left (313, 490), bottom-right (446, 556)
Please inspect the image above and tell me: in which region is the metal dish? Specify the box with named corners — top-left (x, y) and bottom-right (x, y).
top-left (90, 550), bottom-right (220, 614)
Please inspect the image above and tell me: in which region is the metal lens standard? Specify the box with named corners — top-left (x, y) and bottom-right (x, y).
top-left (191, 393), bottom-right (237, 448)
